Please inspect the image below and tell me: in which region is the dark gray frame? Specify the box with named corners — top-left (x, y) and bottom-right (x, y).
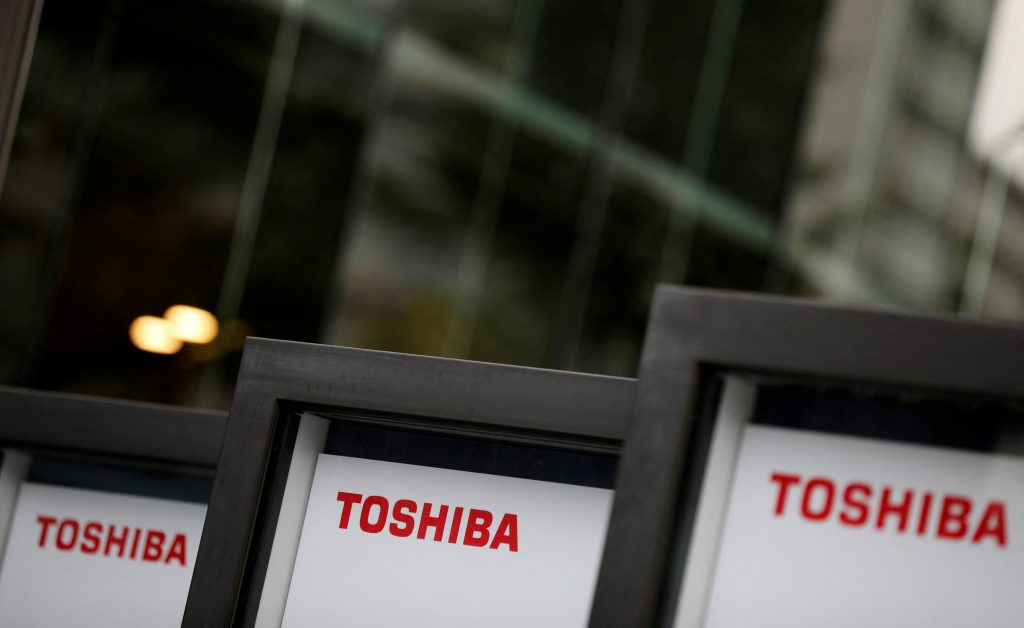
top-left (589, 285), bottom-right (1024, 627)
top-left (0, 385), bottom-right (226, 469)
top-left (183, 338), bottom-right (636, 627)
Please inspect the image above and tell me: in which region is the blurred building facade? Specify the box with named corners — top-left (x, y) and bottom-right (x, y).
top-left (0, 0), bottom-right (1020, 408)
top-left (779, 0), bottom-right (1004, 311)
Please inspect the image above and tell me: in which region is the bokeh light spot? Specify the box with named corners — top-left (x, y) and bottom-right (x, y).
top-left (164, 305), bottom-right (219, 344)
top-left (129, 316), bottom-right (184, 354)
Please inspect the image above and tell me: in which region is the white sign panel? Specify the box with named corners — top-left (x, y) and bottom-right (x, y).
top-left (0, 483), bottom-right (206, 627)
top-left (280, 454), bottom-right (613, 627)
top-left (693, 425), bottom-right (1024, 628)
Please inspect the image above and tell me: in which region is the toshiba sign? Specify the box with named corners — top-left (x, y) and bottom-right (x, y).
top-left (279, 454), bottom-right (612, 627)
top-left (0, 483), bottom-right (205, 627)
top-left (32, 514), bottom-right (190, 563)
top-left (333, 491), bottom-right (519, 551)
top-left (694, 425), bottom-right (1024, 627)
top-left (767, 471), bottom-right (1006, 546)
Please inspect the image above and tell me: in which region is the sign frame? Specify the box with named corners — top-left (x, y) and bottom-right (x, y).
top-left (183, 338), bottom-right (636, 627)
top-left (0, 385), bottom-right (226, 625)
top-left (0, 385), bottom-right (226, 470)
top-left (589, 285), bottom-right (1024, 627)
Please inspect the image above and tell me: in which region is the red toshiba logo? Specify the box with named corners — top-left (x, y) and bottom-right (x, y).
top-left (35, 515), bottom-right (189, 566)
top-left (336, 491), bottom-right (519, 552)
top-left (769, 472), bottom-right (1007, 547)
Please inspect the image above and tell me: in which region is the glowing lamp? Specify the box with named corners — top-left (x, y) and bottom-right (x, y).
top-left (129, 316), bottom-right (183, 355)
top-left (164, 305), bottom-right (219, 344)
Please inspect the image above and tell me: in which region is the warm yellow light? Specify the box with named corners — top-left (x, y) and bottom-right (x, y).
top-left (129, 316), bottom-right (183, 355)
top-left (164, 305), bottom-right (219, 344)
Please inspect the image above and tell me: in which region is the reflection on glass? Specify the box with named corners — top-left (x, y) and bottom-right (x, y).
top-left (7, 0), bottom-right (1021, 408)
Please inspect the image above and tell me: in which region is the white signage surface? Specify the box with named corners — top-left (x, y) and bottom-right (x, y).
top-left (281, 454), bottom-right (613, 627)
top-left (694, 425), bottom-right (1024, 628)
top-left (0, 483), bottom-right (206, 628)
